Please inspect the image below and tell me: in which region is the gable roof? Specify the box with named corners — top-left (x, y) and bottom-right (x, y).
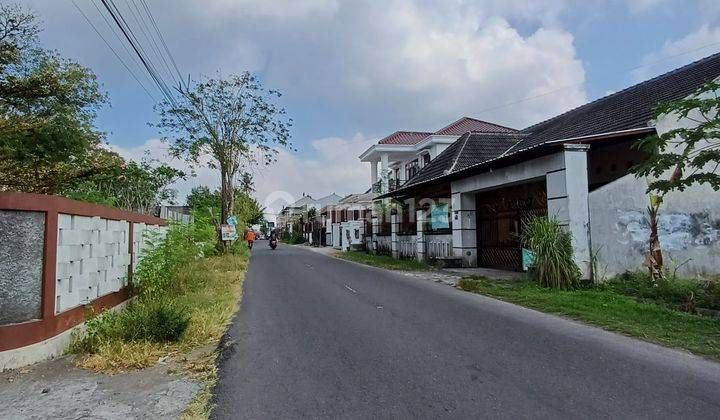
top-left (377, 131), bottom-right (433, 145)
top-left (389, 51), bottom-right (720, 196)
top-left (434, 117), bottom-right (517, 135)
top-left (402, 132), bottom-right (525, 188)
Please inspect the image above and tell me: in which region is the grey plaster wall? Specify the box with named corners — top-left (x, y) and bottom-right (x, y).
top-left (0, 210), bottom-right (44, 325)
top-left (589, 174), bottom-right (720, 278)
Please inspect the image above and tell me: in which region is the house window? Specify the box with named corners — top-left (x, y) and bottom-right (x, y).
top-left (406, 160), bottom-right (419, 179)
top-left (423, 153), bottom-right (431, 166)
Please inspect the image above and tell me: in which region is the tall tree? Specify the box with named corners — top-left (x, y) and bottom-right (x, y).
top-left (633, 80), bottom-right (720, 194)
top-left (155, 72), bottom-right (292, 242)
top-left (632, 80), bottom-right (720, 279)
top-left (0, 3), bottom-right (108, 194)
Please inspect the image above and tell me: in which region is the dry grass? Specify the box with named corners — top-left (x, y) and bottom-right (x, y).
top-left (75, 251), bottom-right (248, 416)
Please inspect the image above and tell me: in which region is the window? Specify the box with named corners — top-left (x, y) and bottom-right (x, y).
top-left (423, 153), bottom-right (431, 166)
top-left (406, 160), bottom-right (419, 180)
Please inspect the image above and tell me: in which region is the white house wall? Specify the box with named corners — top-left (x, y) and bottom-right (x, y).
top-left (588, 173), bottom-right (720, 278)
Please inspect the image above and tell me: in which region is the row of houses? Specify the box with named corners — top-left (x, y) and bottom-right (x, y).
top-left (279, 52), bottom-right (720, 279)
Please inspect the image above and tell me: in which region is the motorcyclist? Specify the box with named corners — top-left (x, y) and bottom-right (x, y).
top-left (245, 228), bottom-right (256, 249)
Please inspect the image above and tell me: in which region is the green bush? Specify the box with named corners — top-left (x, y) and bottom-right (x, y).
top-left (607, 271), bottom-right (720, 311)
top-left (71, 218), bottom-right (214, 354)
top-left (283, 232), bottom-right (305, 244)
top-left (117, 299), bottom-right (190, 342)
top-left (134, 218), bottom-right (215, 298)
top-left (522, 216), bottom-right (580, 290)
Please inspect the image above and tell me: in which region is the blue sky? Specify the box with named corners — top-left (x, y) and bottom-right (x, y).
top-left (23, 0), bottom-right (720, 212)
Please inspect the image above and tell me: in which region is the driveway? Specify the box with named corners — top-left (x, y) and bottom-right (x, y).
top-left (212, 243), bottom-right (720, 419)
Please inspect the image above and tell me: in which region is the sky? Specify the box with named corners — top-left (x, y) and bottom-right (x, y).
top-left (22, 0), bottom-right (720, 219)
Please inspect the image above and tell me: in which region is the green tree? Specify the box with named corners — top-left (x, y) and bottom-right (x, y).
top-left (0, 4), bottom-right (108, 194)
top-left (632, 80), bottom-right (720, 280)
top-left (65, 156), bottom-right (185, 214)
top-left (155, 72), bottom-right (292, 244)
top-left (632, 80), bottom-right (720, 194)
top-left (186, 185), bottom-right (264, 227)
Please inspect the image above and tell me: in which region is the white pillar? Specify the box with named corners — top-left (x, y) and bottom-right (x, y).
top-left (451, 192), bottom-right (477, 267)
top-left (380, 153), bottom-right (389, 193)
top-left (370, 161), bottom-right (378, 186)
top-left (546, 144), bottom-right (591, 279)
top-left (391, 212), bottom-right (399, 259)
top-left (416, 209), bottom-right (426, 262)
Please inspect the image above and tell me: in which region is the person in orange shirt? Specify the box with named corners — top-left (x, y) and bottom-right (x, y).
top-left (245, 229), bottom-right (256, 249)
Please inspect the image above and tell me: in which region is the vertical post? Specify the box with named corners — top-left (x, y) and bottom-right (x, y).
top-left (546, 144), bottom-right (591, 279)
top-left (42, 210), bottom-right (59, 318)
top-left (391, 211), bottom-right (399, 259)
top-left (370, 161), bottom-right (378, 187)
top-left (127, 221), bottom-right (134, 286)
top-left (416, 209), bottom-right (426, 262)
top-left (452, 192), bottom-right (477, 267)
top-left (371, 215), bottom-right (379, 253)
top-left (380, 153), bottom-right (389, 193)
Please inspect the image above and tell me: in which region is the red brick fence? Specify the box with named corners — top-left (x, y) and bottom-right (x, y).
top-left (0, 192), bottom-right (167, 369)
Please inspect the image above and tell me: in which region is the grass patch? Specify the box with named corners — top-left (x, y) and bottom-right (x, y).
top-left (457, 276), bottom-right (720, 360)
top-left (73, 251), bottom-right (247, 373)
top-left (336, 251), bottom-right (433, 271)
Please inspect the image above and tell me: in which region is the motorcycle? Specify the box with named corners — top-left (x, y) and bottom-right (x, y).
top-left (269, 238), bottom-right (278, 250)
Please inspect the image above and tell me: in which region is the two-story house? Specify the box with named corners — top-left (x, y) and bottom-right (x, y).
top-left (359, 117), bottom-right (517, 194)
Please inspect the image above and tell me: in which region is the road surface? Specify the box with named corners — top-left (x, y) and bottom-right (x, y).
top-left (212, 243), bottom-right (720, 419)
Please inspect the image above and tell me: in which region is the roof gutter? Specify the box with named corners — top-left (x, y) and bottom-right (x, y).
top-left (543, 126), bottom-right (656, 146)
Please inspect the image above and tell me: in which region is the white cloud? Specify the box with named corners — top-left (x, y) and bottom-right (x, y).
top-left (191, 0), bottom-right (340, 21)
top-left (632, 24), bottom-right (720, 82)
top-left (173, 0), bottom-right (587, 130)
top-left (626, 0), bottom-right (669, 14)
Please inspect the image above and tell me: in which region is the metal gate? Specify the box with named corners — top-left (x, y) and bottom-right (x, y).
top-left (476, 182), bottom-right (547, 271)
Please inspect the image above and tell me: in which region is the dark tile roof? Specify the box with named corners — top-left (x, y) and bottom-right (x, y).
top-left (434, 117), bottom-right (517, 135)
top-left (378, 131), bottom-right (432, 145)
top-left (403, 132), bottom-right (525, 188)
top-left (391, 51), bottom-right (720, 195)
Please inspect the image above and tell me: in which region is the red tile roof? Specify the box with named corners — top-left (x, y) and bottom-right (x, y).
top-left (377, 131), bottom-right (433, 145)
top-left (434, 117), bottom-right (517, 135)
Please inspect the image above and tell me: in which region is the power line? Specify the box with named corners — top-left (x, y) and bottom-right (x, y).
top-left (138, 0), bottom-right (185, 88)
top-left (71, 0), bottom-right (156, 102)
top-left (124, 0), bottom-right (178, 87)
top-left (99, 0), bottom-right (178, 106)
top-left (89, 0), bottom-right (155, 91)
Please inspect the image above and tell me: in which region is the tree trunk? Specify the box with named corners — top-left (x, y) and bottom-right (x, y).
top-left (645, 203), bottom-right (664, 281)
top-left (219, 166), bottom-right (236, 251)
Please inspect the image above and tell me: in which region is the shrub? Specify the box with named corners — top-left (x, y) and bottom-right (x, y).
top-left (117, 299), bottom-right (190, 342)
top-left (283, 232), bottom-right (305, 244)
top-left (522, 216), bottom-right (580, 290)
top-left (607, 271), bottom-right (720, 312)
top-left (134, 218), bottom-right (215, 298)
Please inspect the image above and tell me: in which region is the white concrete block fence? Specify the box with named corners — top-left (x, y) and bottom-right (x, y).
top-left (0, 192), bottom-right (167, 370)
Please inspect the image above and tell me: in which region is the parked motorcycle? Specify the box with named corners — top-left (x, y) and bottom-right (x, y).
top-left (269, 238), bottom-right (278, 250)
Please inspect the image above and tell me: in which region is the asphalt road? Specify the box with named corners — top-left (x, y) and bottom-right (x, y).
top-left (212, 242), bottom-right (720, 419)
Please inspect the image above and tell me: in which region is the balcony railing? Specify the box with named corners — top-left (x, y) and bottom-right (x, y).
top-left (371, 179), bottom-right (404, 194)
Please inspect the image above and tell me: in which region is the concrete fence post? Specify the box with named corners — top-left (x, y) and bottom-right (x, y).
top-left (416, 209), bottom-right (426, 262)
top-left (391, 212), bottom-right (399, 259)
top-left (371, 216), bottom-right (379, 254)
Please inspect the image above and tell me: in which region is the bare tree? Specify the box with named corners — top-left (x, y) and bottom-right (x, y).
top-left (155, 72), bottom-right (292, 244)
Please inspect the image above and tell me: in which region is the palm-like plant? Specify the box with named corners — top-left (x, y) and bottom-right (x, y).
top-left (522, 216), bottom-right (580, 290)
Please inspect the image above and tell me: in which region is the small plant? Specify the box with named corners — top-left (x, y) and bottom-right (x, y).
top-left (117, 299), bottom-right (190, 342)
top-left (283, 232), bottom-right (305, 244)
top-left (522, 216), bottom-right (580, 290)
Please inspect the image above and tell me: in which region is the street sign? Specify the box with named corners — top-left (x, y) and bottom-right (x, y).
top-left (221, 224), bottom-right (238, 241)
